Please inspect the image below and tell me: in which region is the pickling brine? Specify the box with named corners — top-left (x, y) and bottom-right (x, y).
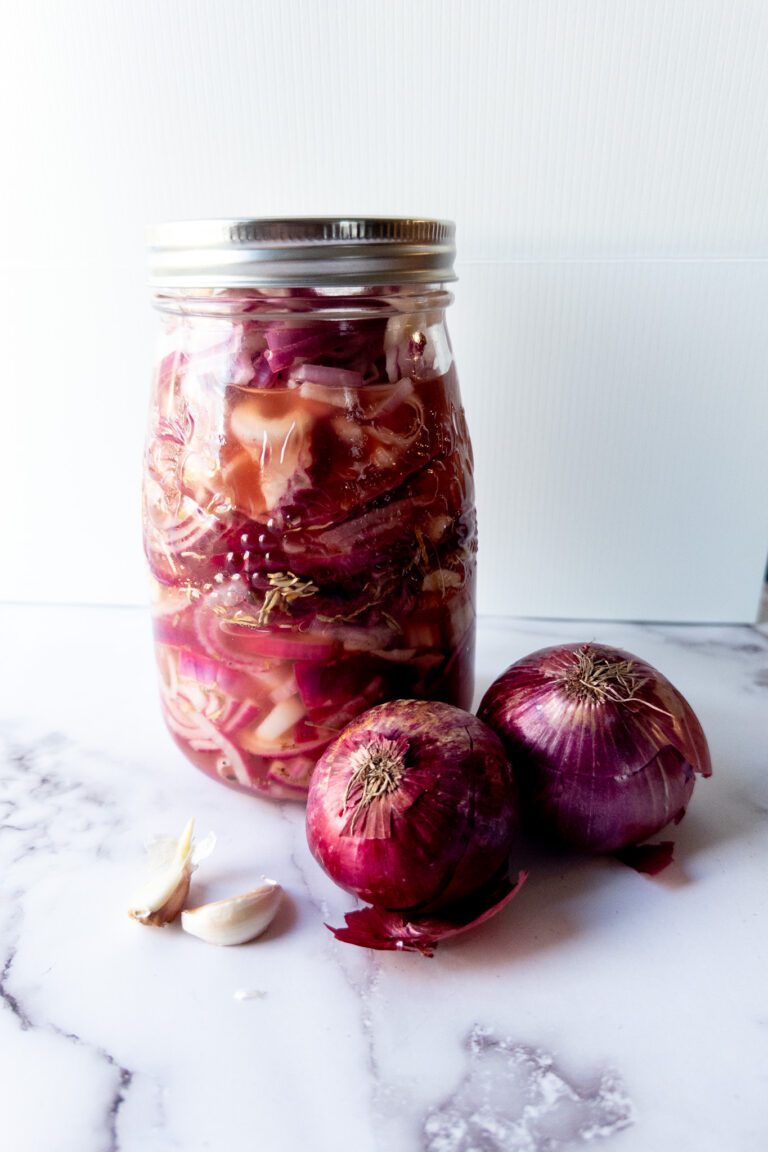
top-left (144, 219), bottom-right (476, 798)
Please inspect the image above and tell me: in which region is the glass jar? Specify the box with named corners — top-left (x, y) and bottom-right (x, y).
top-left (143, 218), bottom-right (476, 799)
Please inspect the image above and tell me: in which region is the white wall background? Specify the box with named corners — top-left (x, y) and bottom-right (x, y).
top-left (2, 0), bottom-right (767, 620)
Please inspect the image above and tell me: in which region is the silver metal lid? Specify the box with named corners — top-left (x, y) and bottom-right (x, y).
top-left (147, 217), bottom-right (456, 288)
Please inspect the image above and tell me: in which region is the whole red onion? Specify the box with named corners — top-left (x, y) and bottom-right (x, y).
top-left (478, 643), bottom-right (712, 860)
top-left (306, 699), bottom-right (525, 953)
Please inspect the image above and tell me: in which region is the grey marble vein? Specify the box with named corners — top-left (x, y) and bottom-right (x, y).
top-left (422, 1027), bottom-right (635, 1152)
top-left (0, 951), bottom-right (33, 1031)
top-left (0, 945), bottom-right (141, 1152)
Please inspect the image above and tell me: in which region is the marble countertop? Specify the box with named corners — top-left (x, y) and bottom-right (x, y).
top-left (1, 605), bottom-right (767, 1152)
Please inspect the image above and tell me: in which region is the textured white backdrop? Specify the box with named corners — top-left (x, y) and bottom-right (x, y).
top-left (2, 0), bottom-right (767, 619)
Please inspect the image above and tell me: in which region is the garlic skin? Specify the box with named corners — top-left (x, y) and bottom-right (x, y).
top-left (181, 880), bottom-right (282, 946)
top-left (128, 818), bottom-right (216, 926)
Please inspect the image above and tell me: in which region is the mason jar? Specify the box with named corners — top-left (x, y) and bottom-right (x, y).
top-left (143, 218), bottom-right (476, 799)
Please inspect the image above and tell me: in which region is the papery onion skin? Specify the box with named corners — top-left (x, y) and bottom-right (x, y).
top-left (328, 869), bottom-right (528, 956)
top-left (477, 643), bottom-right (712, 854)
top-left (306, 699), bottom-right (519, 916)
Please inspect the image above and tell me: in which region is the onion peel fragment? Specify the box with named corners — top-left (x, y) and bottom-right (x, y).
top-left (614, 840), bottom-right (675, 876)
top-left (326, 869), bottom-right (528, 957)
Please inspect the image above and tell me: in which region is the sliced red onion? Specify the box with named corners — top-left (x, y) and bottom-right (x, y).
top-left (151, 583), bottom-right (196, 617)
top-left (265, 325), bottom-right (319, 350)
top-left (181, 322), bottom-right (265, 387)
top-left (294, 657), bottom-right (382, 710)
top-left (251, 695), bottom-right (305, 743)
top-left (240, 728), bottom-right (331, 760)
top-left (266, 753), bottom-right (317, 794)
top-left (360, 376), bottom-right (413, 419)
top-left (192, 581), bottom-right (338, 667)
top-left (143, 480), bottom-right (219, 550)
top-left (159, 671), bottom-right (257, 788)
top-left (478, 643), bottom-right (712, 859)
top-left (209, 731), bottom-right (253, 788)
top-left (292, 363), bottom-right (364, 391)
top-left (194, 584), bottom-right (269, 672)
top-left (294, 659), bottom-right (353, 710)
top-left (286, 498), bottom-right (423, 580)
top-left (361, 395), bottom-right (424, 448)
top-left (248, 353), bottom-right (278, 388)
top-left (217, 622), bottom-right (338, 663)
top-left (162, 653), bottom-right (261, 733)
top-left (175, 647), bottom-right (263, 702)
top-left (301, 690), bottom-right (384, 737)
top-left (384, 313), bottom-right (452, 383)
top-left (153, 348), bottom-right (187, 411)
top-left (306, 700), bottom-right (521, 946)
top-left (266, 666), bottom-right (300, 703)
top-left (144, 301), bottom-right (478, 803)
top-left (264, 334), bottom-right (330, 373)
top-left (151, 602), bottom-right (197, 648)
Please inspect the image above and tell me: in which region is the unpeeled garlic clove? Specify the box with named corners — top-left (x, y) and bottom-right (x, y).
top-left (181, 879), bottom-right (282, 946)
top-left (128, 818), bottom-right (216, 927)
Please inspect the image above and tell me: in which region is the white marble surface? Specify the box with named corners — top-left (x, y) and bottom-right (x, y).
top-left (1, 605), bottom-right (767, 1152)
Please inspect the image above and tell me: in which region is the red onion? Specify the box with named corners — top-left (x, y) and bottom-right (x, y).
top-left (306, 699), bottom-right (526, 954)
top-left (478, 643), bottom-right (712, 866)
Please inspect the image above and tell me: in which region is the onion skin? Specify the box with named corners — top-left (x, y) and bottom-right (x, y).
top-left (328, 869), bottom-right (528, 956)
top-left (306, 700), bottom-right (520, 919)
top-left (477, 643), bottom-right (712, 855)
top-left (614, 840), bottom-right (675, 876)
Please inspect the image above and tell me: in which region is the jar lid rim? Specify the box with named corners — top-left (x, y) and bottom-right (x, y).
top-left (147, 217), bottom-right (457, 288)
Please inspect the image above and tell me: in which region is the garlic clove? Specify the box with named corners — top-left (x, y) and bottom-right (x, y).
top-left (128, 818), bottom-right (215, 927)
top-left (181, 879), bottom-right (282, 946)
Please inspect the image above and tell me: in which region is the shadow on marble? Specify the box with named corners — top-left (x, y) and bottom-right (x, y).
top-left (264, 888), bottom-right (299, 942)
top-left (434, 854), bottom-right (611, 970)
top-left (426, 791), bottom-right (754, 968)
top-left (669, 790), bottom-right (767, 859)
